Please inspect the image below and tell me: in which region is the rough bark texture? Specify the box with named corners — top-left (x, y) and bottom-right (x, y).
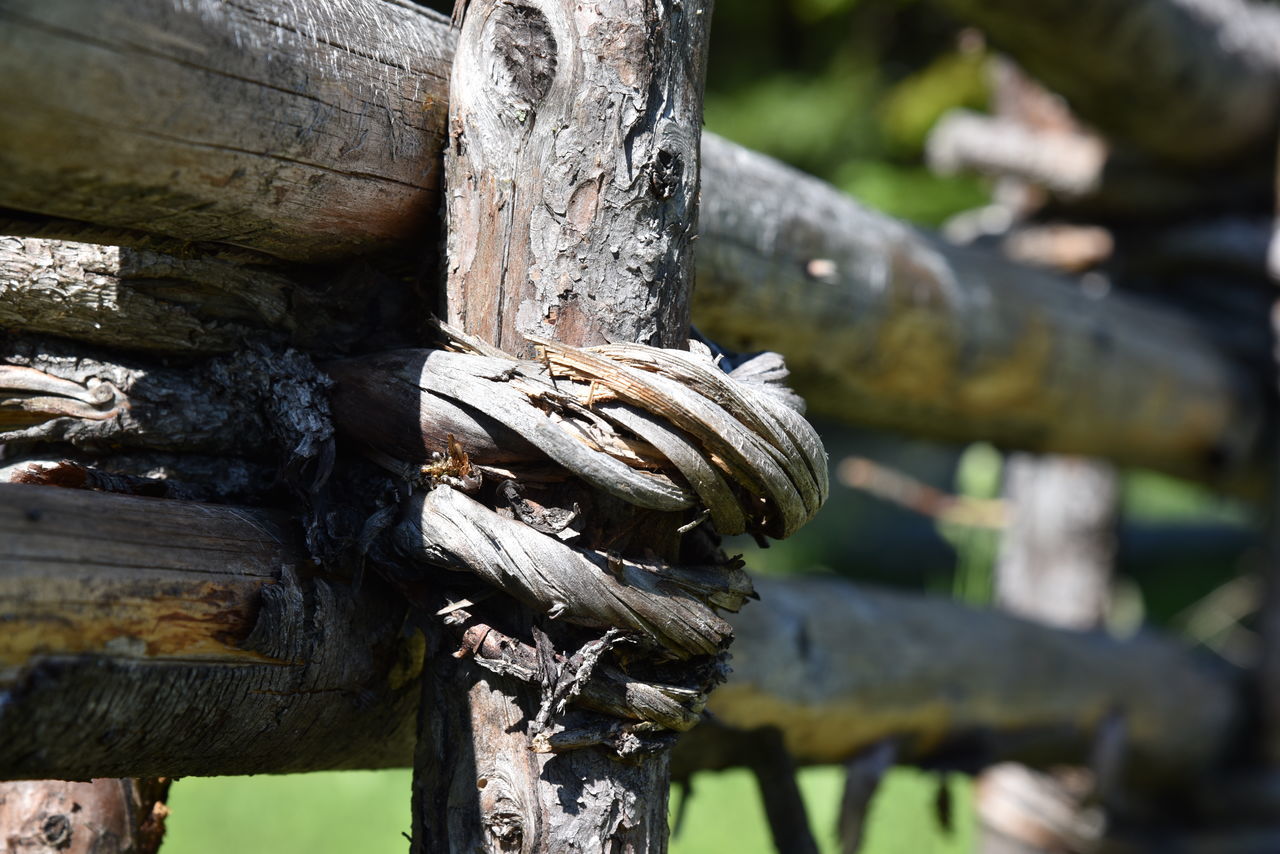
top-left (1, 486), bottom-right (1240, 788)
top-left (0, 778), bottom-right (170, 854)
top-left (0, 236), bottom-right (286, 353)
top-left (0, 236), bottom-right (423, 357)
top-left (694, 135), bottom-right (1265, 488)
top-left (930, 0), bottom-right (1280, 165)
top-left (0, 484), bottom-right (419, 778)
top-left (0, 0), bottom-right (453, 261)
top-left (0, 0), bottom-right (1266, 484)
top-left (413, 0), bottom-right (713, 850)
top-left (0, 336), bottom-right (333, 463)
top-left (441, 0), bottom-right (703, 356)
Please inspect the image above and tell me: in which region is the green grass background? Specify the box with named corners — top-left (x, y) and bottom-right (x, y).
top-left (163, 766), bottom-right (971, 853)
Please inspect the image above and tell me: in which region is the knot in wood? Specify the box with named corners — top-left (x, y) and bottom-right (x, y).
top-left (488, 3), bottom-right (557, 110)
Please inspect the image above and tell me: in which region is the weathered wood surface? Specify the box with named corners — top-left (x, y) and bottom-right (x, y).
top-left (929, 0), bottom-right (1280, 166)
top-left (694, 135), bottom-right (1265, 485)
top-left (0, 1), bottom-right (1267, 482)
top-left (0, 336), bottom-right (332, 462)
top-left (0, 484), bottom-right (419, 778)
top-left (412, 0), bottom-right (714, 848)
top-left (441, 0), bottom-right (703, 357)
top-left (0, 484), bottom-right (1239, 783)
top-left (0, 0), bottom-right (453, 261)
top-left (0, 236), bottom-right (288, 353)
top-left (0, 778), bottom-right (170, 854)
top-left (0, 237), bottom-right (426, 357)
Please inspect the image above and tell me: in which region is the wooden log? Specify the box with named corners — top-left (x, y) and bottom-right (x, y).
top-left (929, 0), bottom-right (1280, 166)
top-left (712, 577), bottom-right (1236, 789)
top-left (977, 455), bottom-right (1120, 853)
top-left (0, 336), bottom-right (331, 462)
top-left (413, 0), bottom-right (714, 848)
top-left (0, 235), bottom-right (426, 358)
top-left (0, 236), bottom-right (288, 353)
top-left (0, 0), bottom-right (454, 261)
top-left (694, 135), bottom-right (1266, 486)
top-left (0, 484), bottom-right (1239, 785)
top-left (0, 484), bottom-right (419, 778)
top-left (0, 1), bottom-right (1266, 481)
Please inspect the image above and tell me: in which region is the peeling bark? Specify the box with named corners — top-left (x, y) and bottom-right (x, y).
top-left (0, 336), bottom-right (332, 464)
top-left (414, 0), bottom-right (714, 848)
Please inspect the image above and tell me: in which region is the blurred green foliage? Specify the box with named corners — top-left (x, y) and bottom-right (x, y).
top-left (943, 443), bottom-right (1001, 605)
top-left (702, 0), bottom-right (990, 223)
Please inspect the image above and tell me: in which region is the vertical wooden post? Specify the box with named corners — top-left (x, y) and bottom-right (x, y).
top-left (412, 0), bottom-right (714, 851)
top-left (977, 454), bottom-right (1119, 853)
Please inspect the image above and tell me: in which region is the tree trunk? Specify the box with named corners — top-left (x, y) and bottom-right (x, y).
top-left (411, 0), bottom-right (713, 850)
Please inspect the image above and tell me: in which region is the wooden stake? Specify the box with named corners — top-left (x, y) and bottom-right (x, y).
top-left (412, 0), bottom-right (714, 850)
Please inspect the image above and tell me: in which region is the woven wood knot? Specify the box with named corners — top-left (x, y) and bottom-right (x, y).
top-left (384, 320), bottom-right (828, 735)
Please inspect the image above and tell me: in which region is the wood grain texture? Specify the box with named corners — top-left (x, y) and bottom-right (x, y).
top-left (0, 0), bottom-right (453, 260)
top-left (0, 485), bottom-right (1239, 783)
top-left (415, 0), bottom-right (714, 848)
top-left (0, 236), bottom-right (288, 353)
top-left (0, 484), bottom-right (420, 779)
top-left (0, 236), bottom-right (430, 356)
top-left (0, 1), bottom-right (1267, 481)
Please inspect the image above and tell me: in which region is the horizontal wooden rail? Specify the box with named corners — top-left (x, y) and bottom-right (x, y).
top-left (693, 136), bottom-right (1265, 484)
top-left (0, 483), bottom-right (1239, 783)
top-left (0, 0), bottom-right (1267, 481)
